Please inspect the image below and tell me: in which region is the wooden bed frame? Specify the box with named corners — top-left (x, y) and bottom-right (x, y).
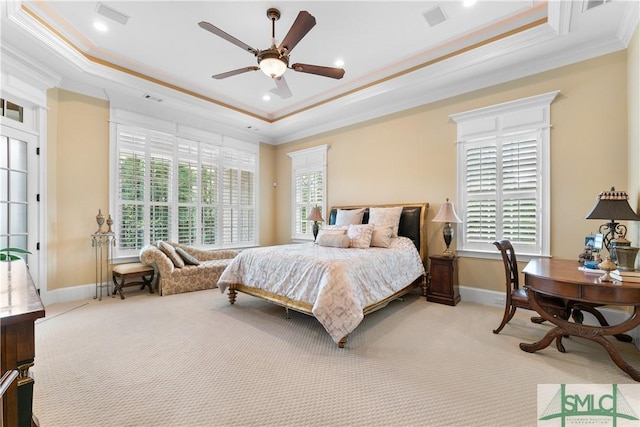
top-left (226, 202), bottom-right (429, 348)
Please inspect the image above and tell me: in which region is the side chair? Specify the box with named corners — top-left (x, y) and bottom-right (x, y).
top-left (492, 240), bottom-right (570, 335)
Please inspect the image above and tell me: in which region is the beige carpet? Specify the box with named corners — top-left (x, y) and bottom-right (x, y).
top-left (32, 287), bottom-right (640, 427)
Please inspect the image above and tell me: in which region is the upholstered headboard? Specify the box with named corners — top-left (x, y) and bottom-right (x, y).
top-left (328, 203), bottom-right (429, 267)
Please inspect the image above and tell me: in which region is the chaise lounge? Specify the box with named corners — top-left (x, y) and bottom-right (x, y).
top-left (140, 242), bottom-right (238, 296)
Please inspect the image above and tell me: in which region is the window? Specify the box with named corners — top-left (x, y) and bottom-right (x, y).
top-left (0, 98), bottom-right (24, 123)
top-left (450, 91), bottom-right (559, 258)
top-left (114, 124), bottom-right (257, 257)
top-left (288, 145), bottom-right (327, 240)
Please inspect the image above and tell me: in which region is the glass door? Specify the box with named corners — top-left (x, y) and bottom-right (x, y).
top-left (0, 125), bottom-right (39, 284)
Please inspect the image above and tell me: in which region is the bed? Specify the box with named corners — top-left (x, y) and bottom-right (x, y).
top-left (217, 203), bottom-right (429, 347)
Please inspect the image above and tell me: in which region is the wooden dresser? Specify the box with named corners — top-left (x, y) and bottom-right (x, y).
top-left (1, 260), bottom-right (45, 427)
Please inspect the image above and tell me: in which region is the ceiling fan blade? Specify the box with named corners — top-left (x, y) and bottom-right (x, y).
top-left (271, 76), bottom-right (292, 99)
top-left (291, 63), bottom-right (345, 79)
top-left (212, 67), bottom-right (259, 79)
top-left (198, 21), bottom-right (258, 55)
top-left (278, 11), bottom-right (316, 55)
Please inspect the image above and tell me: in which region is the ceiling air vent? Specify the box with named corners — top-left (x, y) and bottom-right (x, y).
top-left (95, 2), bottom-right (130, 25)
top-left (583, 0), bottom-right (610, 12)
top-left (423, 5), bottom-right (447, 27)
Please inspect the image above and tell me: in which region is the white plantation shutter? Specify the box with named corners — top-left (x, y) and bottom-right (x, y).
top-left (461, 134), bottom-right (540, 252)
top-left (118, 148), bottom-right (145, 250)
top-left (114, 121), bottom-right (257, 257)
top-left (465, 145), bottom-right (497, 243)
top-left (177, 138), bottom-right (198, 245)
top-left (288, 145), bottom-right (327, 240)
top-left (221, 148), bottom-right (255, 245)
top-left (293, 170), bottom-right (324, 236)
top-left (452, 91), bottom-right (558, 257)
top-left (502, 138), bottom-right (538, 245)
top-left (200, 145), bottom-right (219, 245)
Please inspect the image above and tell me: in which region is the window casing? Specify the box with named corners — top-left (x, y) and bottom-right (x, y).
top-left (451, 91), bottom-right (559, 258)
top-left (114, 123), bottom-right (257, 258)
top-left (288, 145), bottom-right (327, 241)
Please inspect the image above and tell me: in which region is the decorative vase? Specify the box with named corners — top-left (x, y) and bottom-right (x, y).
top-left (611, 237), bottom-right (631, 264)
top-left (96, 209), bottom-right (105, 234)
top-left (598, 256), bottom-right (617, 282)
top-left (615, 246), bottom-right (639, 271)
top-left (106, 214), bottom-right (113, 234)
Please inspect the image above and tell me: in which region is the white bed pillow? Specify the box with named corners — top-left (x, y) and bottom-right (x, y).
top-left (370, 226), bottom-right (394, 248)
top-left (317, 233), bottom-right (351, 248)
top-left (347, 223), bottom-right (375, 249)
top-left (335, 208), bottom-right (365, 226)
top-left (368, 206), bottom-right (403, 237)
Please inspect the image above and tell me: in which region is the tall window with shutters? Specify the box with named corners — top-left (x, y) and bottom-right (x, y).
top-left (114, 124), bottom-right (257, 257)
top-left (451, 91), bottom-right (559, 257)
top-left (288, 145), bottom-right (327, 240)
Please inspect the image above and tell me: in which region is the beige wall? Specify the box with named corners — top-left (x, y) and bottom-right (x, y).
top-left (46, 88), bottom-right (110, 290)
top-left (45, 48), bottom-right (638, 295)
top-left (629, 25), bottom-right (640, 268)
top-left (273, 51), bottom-right (634, 293)
top-left (258, 142), bottom-right (277, 245)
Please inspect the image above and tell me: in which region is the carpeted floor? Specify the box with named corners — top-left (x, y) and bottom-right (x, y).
top-left (32, 287), bottom-right (640, 426)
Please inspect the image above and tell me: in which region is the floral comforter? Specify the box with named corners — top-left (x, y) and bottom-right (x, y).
top-left (217, 237), bottom-right (425, 343)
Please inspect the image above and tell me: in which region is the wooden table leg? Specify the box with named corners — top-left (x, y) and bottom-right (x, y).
top-left (520, 288), bottom-right (640, 382)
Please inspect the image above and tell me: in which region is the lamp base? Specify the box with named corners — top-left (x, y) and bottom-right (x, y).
top-left (442, 247), bottom-right (455, 257)
top-left (312, 222), bottom-right (319, 241)
top-left (442, 222), bottom-right (454, 257)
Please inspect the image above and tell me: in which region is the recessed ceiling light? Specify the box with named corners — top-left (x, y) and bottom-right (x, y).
top-left (463, 0), bottom-right (477, 7)
top-left (334, 59), bottom-right (344, 67)
top-left (262, 94), bottom-right (271, 101)
top-left (93, 21), bottom-right (108, 32)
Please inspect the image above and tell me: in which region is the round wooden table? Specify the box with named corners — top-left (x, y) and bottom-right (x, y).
top-left (520, 258), bottom-right (640, 382)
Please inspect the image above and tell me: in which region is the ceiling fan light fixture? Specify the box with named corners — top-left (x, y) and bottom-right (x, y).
top-left (259, 50), bottom-right (288, 78)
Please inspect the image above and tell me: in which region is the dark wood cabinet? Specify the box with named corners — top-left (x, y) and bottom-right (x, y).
top-left (1, 260), bottom-right (45, 427)
top-left (427, 255), bottom-right (460, 306)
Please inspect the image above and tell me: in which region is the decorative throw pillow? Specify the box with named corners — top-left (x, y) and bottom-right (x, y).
top-left (158, 241), bottom-right (185, 268)
top-left (347, 223), bottom-right (375, 249)
top-left (368, 206), bottom-right (403, 237)
top-left (317, 233), bottom-right (351, 248)
top-left (370, 226), bottom-right (394, 248)
top-left (316, 227), bottom-right (347, 241)
top-left (335, 208), bottom-right (365, 226)
top-left (175, 246), bottom-right (200, 266)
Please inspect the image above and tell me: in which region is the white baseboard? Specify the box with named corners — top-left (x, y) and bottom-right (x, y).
top-left (39, 283), bottom-right (109, 306)
top-left (459, 285), bottom-right (640, 350)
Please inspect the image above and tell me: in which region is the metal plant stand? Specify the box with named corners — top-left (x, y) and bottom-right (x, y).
top-left (92, 233), bottom-right (115, 300)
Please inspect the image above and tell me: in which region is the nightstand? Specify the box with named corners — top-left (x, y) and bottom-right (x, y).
top-left (427, 255), bottom-right (460, 306)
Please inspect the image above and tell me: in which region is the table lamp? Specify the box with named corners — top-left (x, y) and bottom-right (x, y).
top-left (432, 198), bottom-right (462, 257)
top-left (585, 187), bottom-right (640, 255)
top-left (307, 206), bottom-right (324, 241)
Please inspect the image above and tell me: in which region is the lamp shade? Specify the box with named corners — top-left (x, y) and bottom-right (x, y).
top-left (585, 187), bottom-right (640, 221)
top-left (306, 206), bottom-right (324, 222)
top-left (432, 199), bottom-right (462, 223)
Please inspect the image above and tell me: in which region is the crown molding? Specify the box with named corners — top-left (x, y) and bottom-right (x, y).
top-left (618, 1), bottom-right (640, 47)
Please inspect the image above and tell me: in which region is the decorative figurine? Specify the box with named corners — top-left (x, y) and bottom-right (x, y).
top-left (96, 209), bottom-right (105, 234)
top-left (578, 245), bottom-right (595, 265)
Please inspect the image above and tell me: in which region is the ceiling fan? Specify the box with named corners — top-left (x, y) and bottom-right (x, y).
top-left (198, 8), bottom-right (345, 99)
